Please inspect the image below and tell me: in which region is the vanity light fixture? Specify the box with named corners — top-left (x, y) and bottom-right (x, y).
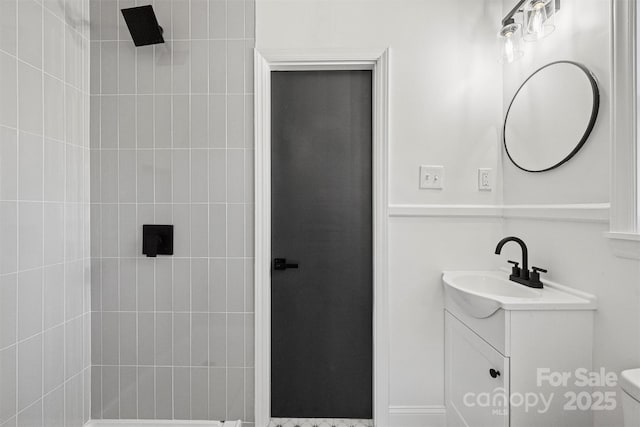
top-left (523, 0), bottom-right (556, 41)
top-left (498, 0), bottom-right (560, 62)
top-left (498, 21), bottom-right (523, 64)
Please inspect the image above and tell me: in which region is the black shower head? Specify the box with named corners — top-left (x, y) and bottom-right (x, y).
top-left (121, 5), bottom-right (165, 47)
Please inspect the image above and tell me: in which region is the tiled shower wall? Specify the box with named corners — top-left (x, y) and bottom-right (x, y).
top-left (89, 0), bottom-right (255, 422)
top-left (0, 0), bottom-right (92, 425)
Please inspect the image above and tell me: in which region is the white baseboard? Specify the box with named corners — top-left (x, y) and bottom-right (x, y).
top-left (388, 406), bottom-right (446, 427)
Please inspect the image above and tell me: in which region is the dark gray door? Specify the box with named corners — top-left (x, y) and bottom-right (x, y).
top-left (271, 70), bottom-right (373, 419)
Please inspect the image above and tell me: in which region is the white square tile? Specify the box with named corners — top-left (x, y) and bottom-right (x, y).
top-left (245, 0), bottom-right (255, 39)
top-left (100, 41), bottom-right (118, 94)
top-left (227, 94), bottom-right (244, 148)
top-left (17, 0), bottom-right (42, 68)
top-left (17, 267), bottom-right (43, 340)
top-left (43, 264), bottom-right (64, 329)
top-left (227, 40), bottom-right (244, 94)
top-left (136, 95), bottom-right (154, 149)
top-left (18, 61), bottom-right (43, 135)
top-left (118, 41), bottom-right (136, 94)
top-left (173, 95), bottom-right (190, 146)
top-left (44, 138), bottom-right (66, 202)
top-left (209, 94), bottom-right (226, 148)
top-left (0, 0), bottom-right (17, 56)
top-left (209, 149), bottom-right (226, 203)
top-left (154, 94), bottom-right (172, 148)
top-left (99, 149), bottom-right (118, 203)
top-left (227, 203), bottom-right (244, 257)
top-left (65, 144), bottom-right (82, 203)
top-left (171, 0), bottom-right (190, 40)
top-left (190, 204), bottom-right (208, 257)
top-left (0, 273), bottom-right (17, 349)
top-left (173, 204), bottom-right (190, 257)
top-left (43, 74), bottom-right (65, 141)
top-left (100, 95), bottom-right (118, 149)
top-left (18, 132), bottom-right (43, 201)
top-left (64, 86), bottom-right (82, 146)
top-left (209, 0), bottom-right (226, 39)
top-left (17, 334), bottom-right (42, 411)
top-left (226, 0), bottom-right (244, 39)
top-left (90, 95), bottom-right (101, 149)
top-left (43, 202), bottom-right (64, 265)
top-left (0, 201), bottom-right (17, 274)
top-left (118, 149), bottom-right (137, 202)
top-left (90, 41), bottom-right (101, 94)
top-left (100, 203), bottom-right (118, 257)
top-left (43, 9), bottom-right (64, 80)
top-left (0, 127), bottom-right (17, 201)
top-left (99, 0), bottom-right (118, 41)
top-left (0, 51), bottom-right (17, 128)
top-left (190, 149), bottom-right (208, 203)
top-left (227, 149), bottom-right (244, 203)
top-left (136, 150), bottom-right (154, 203)
top-left (65, 26), bottom-right (80, 88)
top-left (209, 203), bottom-right (226, 257)
top-left (118, 204), bottom-right (137, 258)
top-left (118, 95), bottom-right (136, 149)
top-left (136, 45), bottom-right (154, 94)
top-left (154, 44), bottom-right (172, 94)
top-left (209, 40), bottom-right (226, 94)
top-left (155, 149), bottom-right (172, 203)
top-left (190, 40), bottom-right (208, 94)
top-left (190, 94), bottom-right (208, 148)
top-left (171, 149), bottom-right (189, 203)
top-left (171, 41), bottom-right (190, 94)
top-left (190, 0), bottom-right (208, 39)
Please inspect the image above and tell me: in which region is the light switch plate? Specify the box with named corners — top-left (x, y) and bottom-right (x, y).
top-left (478, 168), bottom-right (492, 191)
top-left (420, 165), bottom-right (444, 189)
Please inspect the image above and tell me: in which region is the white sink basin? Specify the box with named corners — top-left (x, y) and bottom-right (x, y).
top-left (442, 270), bottom-right (596, 318)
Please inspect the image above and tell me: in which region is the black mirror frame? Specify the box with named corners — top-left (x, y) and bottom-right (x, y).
top-left (503, 60), bottom-right (600, 173)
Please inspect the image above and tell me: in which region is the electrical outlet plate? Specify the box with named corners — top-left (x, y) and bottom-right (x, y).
top-left (420, 165), bottom-right (444, 189)
top-left (478, 168), bottom-right (492, 191)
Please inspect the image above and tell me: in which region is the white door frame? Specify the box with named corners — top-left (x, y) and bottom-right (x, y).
top-left (254, 48), bottom-right (390, 427)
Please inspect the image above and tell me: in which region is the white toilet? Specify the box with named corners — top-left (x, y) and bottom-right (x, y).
top-left (621, 369), bottom-right (640, 425)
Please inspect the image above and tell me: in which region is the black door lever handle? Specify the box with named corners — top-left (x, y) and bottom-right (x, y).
top-left (274, 258), bottom-right (299, 271)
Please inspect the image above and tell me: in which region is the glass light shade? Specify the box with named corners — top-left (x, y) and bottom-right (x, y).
top-left (498, 23), bottom-right (523, 64)
top-left (523, 0), bottom-right (555, 41)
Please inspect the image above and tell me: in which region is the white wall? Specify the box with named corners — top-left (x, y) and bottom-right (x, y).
top-left (501, 1), bottom-right (640, 426)
top-left (257, 1), bottom-right (505, 425)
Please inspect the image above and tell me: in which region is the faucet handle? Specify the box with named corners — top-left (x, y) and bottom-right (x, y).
top-left (507, 260), bottom-right (521, 277)
top-left (530, 266), bottom-right (547, 287)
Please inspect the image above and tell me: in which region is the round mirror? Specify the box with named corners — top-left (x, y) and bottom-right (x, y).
top-left (503, 61), bottom-right (600, 172)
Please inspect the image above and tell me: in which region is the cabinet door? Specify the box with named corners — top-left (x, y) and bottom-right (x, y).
top-left (446, 312), bottom-right (510, 427)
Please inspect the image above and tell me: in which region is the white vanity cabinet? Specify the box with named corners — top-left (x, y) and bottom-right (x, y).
top-left (444, 279), bottom-right (596, 427)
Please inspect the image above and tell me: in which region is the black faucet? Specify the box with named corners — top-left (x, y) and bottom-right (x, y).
top-left (494, 236), bottom-right (546, 288)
